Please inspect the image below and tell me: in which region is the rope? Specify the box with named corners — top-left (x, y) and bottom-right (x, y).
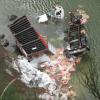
top-left (0, 78), bottom-right (17, 100)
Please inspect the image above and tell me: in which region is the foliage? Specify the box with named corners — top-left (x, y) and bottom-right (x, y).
top-left (79, 58), bottom-right (100, 100)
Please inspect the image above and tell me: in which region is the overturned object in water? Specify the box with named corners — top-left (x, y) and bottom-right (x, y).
top-left (64, 13), bottom-right (90, 57)
top-left (48, 5), bottom-right (64, 20)
top-left (54, 5), bottom-right (64, 19)
top-left (8, 16), bottom-right (56, 59)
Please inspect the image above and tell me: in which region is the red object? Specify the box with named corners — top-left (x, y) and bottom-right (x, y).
top-left (36, 31), bottom-right (48, 49)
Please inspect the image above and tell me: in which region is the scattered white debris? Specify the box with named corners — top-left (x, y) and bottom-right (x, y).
top-left (10, 47), bottom-right (78, 100)
top-left (12, 55), bottom-right (57, 94)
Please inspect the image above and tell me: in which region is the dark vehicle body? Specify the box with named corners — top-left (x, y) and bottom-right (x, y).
top-left (64, 13), bottom-right (89, 57)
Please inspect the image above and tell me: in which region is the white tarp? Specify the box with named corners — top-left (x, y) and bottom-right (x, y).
top-left (38, 14), bottom-right (48, 23)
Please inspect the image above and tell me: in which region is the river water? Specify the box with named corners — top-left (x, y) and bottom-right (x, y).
top-left (0, 0), bottom-right (100, 100)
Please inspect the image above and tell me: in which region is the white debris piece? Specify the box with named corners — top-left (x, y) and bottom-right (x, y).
top-left (38, 14), bottom-right (48, 23)
top-left (32, 46), bottom-right (37, 50)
